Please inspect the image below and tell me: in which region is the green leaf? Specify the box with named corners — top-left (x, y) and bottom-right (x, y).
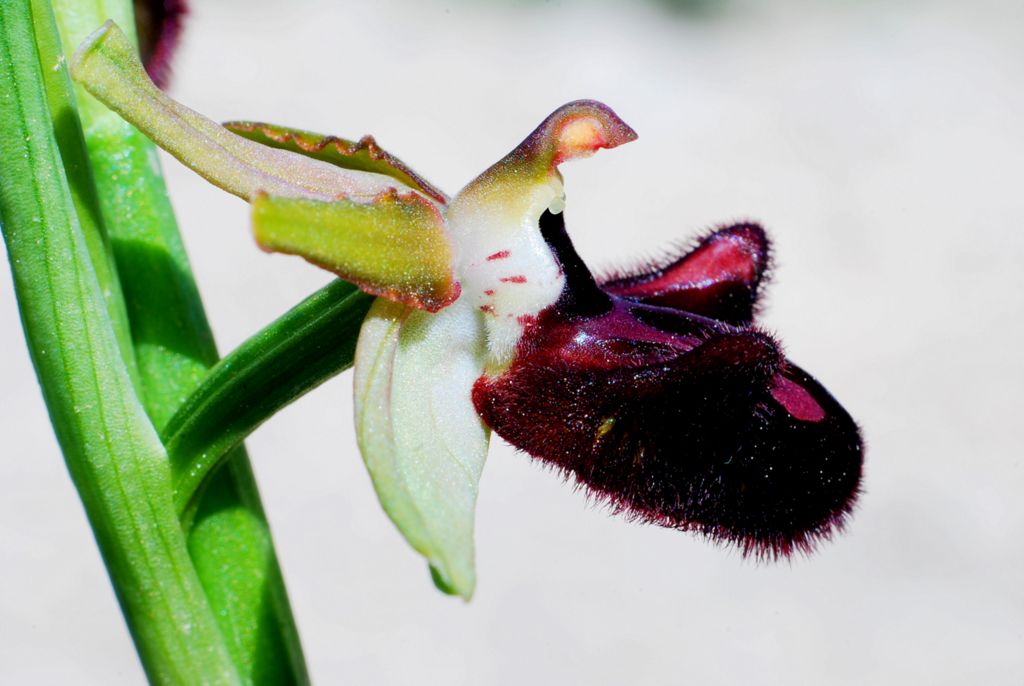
top-left (353, 297), bottom-right (491, 599)
top-left (164, 279), bottom-right (373, 514)
top-left (225, 121), bottom-right (448, 205)
top-left (252, 192), bottom-right (458, 312)
top-left (0, 2), bottom-right (238, 682)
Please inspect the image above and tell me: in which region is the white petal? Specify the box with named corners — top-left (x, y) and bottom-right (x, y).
top-left (353, 297), bottom-right (489, 598)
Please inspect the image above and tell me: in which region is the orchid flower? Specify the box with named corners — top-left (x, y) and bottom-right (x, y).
top-left (72, 20), bottom-right (863, 600)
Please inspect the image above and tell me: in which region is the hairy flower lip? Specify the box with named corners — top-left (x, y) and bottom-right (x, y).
top-left (473, 210), bottom-right (864, 560)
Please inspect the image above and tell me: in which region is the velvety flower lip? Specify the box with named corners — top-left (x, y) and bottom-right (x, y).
top-left (473, 210), bottom-right (863, 559)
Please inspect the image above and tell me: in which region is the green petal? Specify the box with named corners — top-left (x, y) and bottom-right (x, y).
top-left (71, 21), bottom-right (410, 202)
top-left (353, 297), bottom-right (490, 599)
top-left (252, 191), bottom-right (458, 312)
top-left (225, 121), bottom-right (448, 205)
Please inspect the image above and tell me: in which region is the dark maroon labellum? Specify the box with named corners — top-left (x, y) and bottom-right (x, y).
top-left (473, 211), bottom-right (863, 559)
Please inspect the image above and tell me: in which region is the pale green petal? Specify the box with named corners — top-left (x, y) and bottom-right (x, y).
top-left (353, 297), bottom-right (490, 599)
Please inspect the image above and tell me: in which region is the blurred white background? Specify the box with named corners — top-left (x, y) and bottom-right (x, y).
top-left (2, 0), bottom-right (1023, 683)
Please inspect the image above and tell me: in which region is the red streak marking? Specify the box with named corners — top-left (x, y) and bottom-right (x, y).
top-left (486, 250), bottom-right (511, 261)
top-left (479, 304), bottom-right (496, 315)
top-left (500, 275), bottom-right (527, 284)
top-left (484, 289), bottom-right (495, 296)
top-left (516, 315), bottom-right (536, 326)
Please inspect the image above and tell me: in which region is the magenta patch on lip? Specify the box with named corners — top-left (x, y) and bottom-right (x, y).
top-left (771, 373), bottom-right (826, 422)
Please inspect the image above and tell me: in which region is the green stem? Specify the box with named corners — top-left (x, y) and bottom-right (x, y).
top-left (50, 1), bottom-right (310, 682)
top-left (0, 2), bottom-right (239, 683)
top-left (165, 279), bottom-right (373, 514)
